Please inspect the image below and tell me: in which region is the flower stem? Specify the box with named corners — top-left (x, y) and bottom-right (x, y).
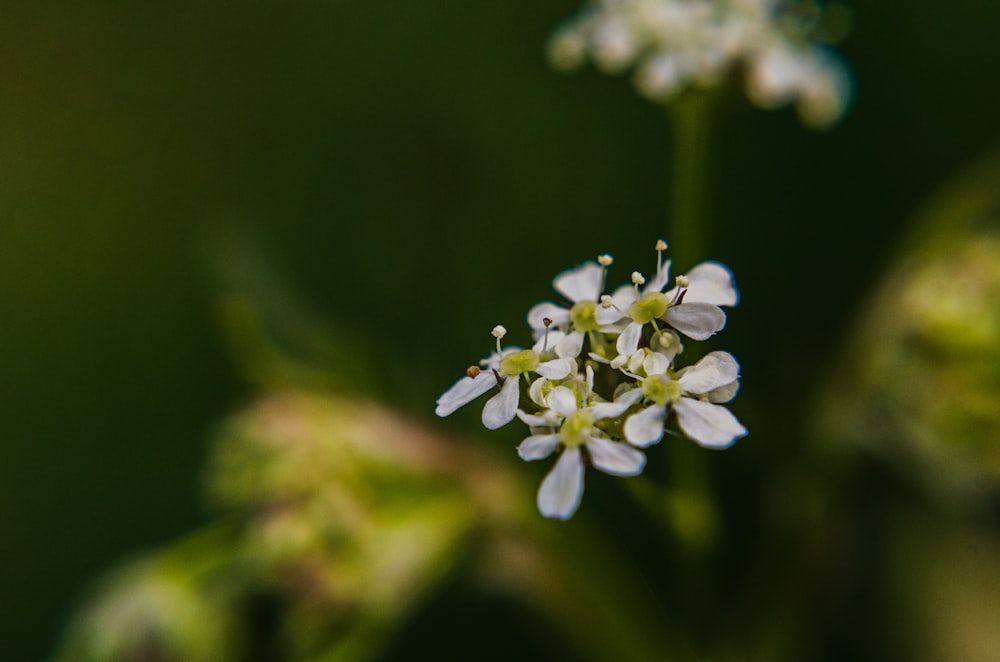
top-left (665, 91), bottom-right (717, 546)
top-left (668, 92), bottom-right (714, 272)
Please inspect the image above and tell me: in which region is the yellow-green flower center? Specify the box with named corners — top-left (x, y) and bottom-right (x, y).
top-left (629, 292), bottom-right (669, 324)
top-left (499, 349), bottom-right (540, 376)
top-left (642, 375), bottom-right (682, 406)
top-left (560, 409), bottom-right (594, 448)
top-left (570, 301), bottom-right (600, 332)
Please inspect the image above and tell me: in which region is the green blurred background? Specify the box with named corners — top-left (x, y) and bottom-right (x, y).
top-left (3, 1), bottom-right (1000, 660)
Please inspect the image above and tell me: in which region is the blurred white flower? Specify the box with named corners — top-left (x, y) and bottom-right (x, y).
top-left (548, 0), bottom-right (853, 127)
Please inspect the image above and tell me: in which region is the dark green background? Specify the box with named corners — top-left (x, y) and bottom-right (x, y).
top-left (2, 1), bottom-right (999, 659)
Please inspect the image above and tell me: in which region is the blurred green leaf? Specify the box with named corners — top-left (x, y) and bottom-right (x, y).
top-left (816, 146), bottom-right (1000, 508)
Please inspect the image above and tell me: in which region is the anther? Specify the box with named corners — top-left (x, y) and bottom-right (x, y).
top-left (655, 239), bottom-right (668, 251)
top-left (466, 366), bottom-right (481, 378)
top-left (631, 271), bottom-right (646, 286)
top-left (597, 254), bottom-right (614, 267)
top-left (676, 275), bottom-right (690, 288)
top-left (600, 294), bottom-right (614, 308)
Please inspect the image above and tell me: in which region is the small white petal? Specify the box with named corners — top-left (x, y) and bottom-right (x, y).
top-left (664, 303), bottom-right (726, 340)
top-left (624, 405), bottom-right (667, 447)
top-left (532, 329), bottom-right (567, 354)
top-left (677, 351), bottom-right (740, 394)
top-left (555, 331), bottom-right (585, 359)
top-left (588, 399), bottom-right (632, 421)
top-left (547, 386), bottom-right (578, 416)
top-left (517, 434), bottom-right (561, 461)
top-left (673, 398), bottom-right (747, 449)
top-left (553, 262), bottom-right (604, 303)
top-left (595, 305), bottom-right (624, 325)
top-left (616, 322), bottom-right (643, 356)
top-left (586, 436), bottom-right (646, 476)
top-left (535, 357), bottom-right (576, 380)
top-left (482, 375), bottom-right (520, 429)
top-left (588, 352), bottom-right (612, 364)
top-left (682, 262), bottom-right (739, 306)
top-left (479, 351), bottom-right (507, 371)
top-left (527, 302), bottom-right (571, 334)
top-left (435, 371), bottom-right (497, 417)
top-left (611, 284), bottom-right (638, 310)
top-left (517, 409), bottom-right (560, 427)
top-left (626, 350), bottom-right (645, 374)
top-left (538, 448), bottom-right (584, 520)
top-left (585, 364), bottom-right (594, 392)
top-left (642, 351), bottom-right (670, 376)
top-left (528, 377), bottom-right (547, 408)
top-left (614, 387), bottom-right (645, 406)
top-left (642, 258), bottom-right (672, 294)
top-left (707, 380), bottom-right (740, 404)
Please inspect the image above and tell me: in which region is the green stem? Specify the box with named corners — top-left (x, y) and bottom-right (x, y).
top-left (668, 93), bottom-right (714, 272)
top-left (664, 92), bottom-right (718, 557)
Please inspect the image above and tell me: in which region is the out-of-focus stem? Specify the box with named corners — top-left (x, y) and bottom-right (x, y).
top-left (665, 92), bottom-right (719, 557)
top-left (669, 93), bottom-right (714, 272)
top-left (478, 517), bottom-right (698, 662)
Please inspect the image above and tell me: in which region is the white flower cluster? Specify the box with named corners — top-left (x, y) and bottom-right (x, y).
top-left (436, 241), bottom-right (747, 520)
top-left (548, 0), bottom-right (852, 128)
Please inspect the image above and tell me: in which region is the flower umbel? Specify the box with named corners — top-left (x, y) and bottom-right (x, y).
top-left (436, 241), bottom-right (747, 519)
top-left (548, 0), bottom-right (853, 128)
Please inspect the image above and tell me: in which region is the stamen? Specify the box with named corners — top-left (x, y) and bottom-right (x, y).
top-left (671, 276), bottom-right (689, 305)
top-left (492, 325), bottom-right (507, 353)
top-left (600, 294), bottom-right (626, 315)
top-left (631, 271), bottom-right (646, 295)
top-left (597, 253), bottom-right (613, 294)
top-left (655, 239), bottom-right (668, 276)
top-left (542, 317), bottom-right (553, 353)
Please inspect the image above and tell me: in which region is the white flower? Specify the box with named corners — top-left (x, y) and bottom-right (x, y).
top-left (613, 259), bottom-right (738, 343)
top-left (527, 261), bottom-right (625, 348)
top-left (435, 350), bottom-right (518, 429)
top-left (436, 335), bottom-right (581, 430)
top-left (517, 385), bottom-right (645, 520)
top-left (623, 350), bottom-right (747, 448)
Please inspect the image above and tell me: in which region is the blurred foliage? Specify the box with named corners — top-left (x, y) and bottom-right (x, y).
top-left (54, 389), bottom-right (682, 662)
top-left (817, 149), bottom-right (1000, 509)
